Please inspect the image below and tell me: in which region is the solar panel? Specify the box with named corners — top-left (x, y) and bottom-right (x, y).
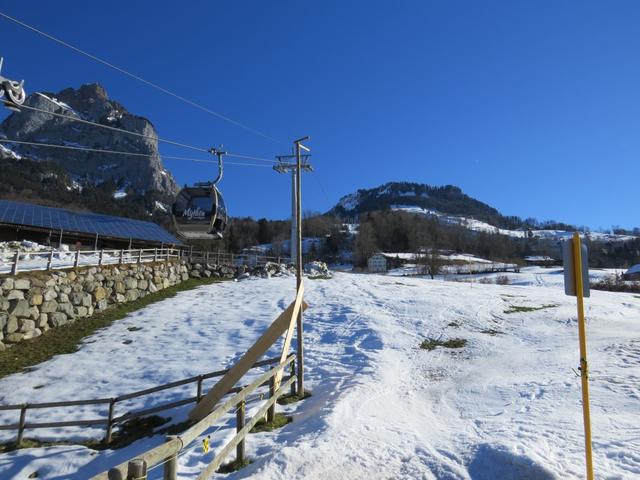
top-left (0, 199), bottom-right (182, 245)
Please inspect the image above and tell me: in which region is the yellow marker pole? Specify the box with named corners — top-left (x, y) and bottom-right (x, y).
top-left (572, 232), bottom-right (594, 480)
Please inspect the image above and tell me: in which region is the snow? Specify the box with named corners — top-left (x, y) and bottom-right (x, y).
top-left (154, 201), bottom-right (168, 212)
top-left (113, 190), bottom-right (127, 199)
top-left (390, 206), bottom-right (638, 243)
top-left (525, 256), bottom-right (555, 262)
top-left (0, 143), bottom-right (22, 160)
top-left (337, 193), bottom-right (359, 211)
top-left (1, 272), bottom-right (639, 479)
top-left (35, 93), bottom-right (79, 116)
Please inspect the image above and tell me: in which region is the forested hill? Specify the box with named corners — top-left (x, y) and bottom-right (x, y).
top-left (329, 181), bottom-right (574, 231)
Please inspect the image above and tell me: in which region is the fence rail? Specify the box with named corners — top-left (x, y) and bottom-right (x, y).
top-left (0, 355), bottom-right (294, 445)
top-left (93, 355), bottom-right (297, 480)
top-left (0, 247), bottom-right (288, 275)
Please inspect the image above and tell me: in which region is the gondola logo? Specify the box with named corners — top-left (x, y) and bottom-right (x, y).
top-left (183, 207), bottom-right (207, 220)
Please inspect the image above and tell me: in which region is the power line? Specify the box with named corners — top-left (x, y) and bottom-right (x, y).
top-left (0, 10), bottom-right (288, 146)
top-left (13, 97), bottom-right (277, 163)
top-left (0, 139), bottom-right (272, 168)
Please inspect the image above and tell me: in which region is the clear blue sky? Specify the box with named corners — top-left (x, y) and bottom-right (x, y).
top-left (1, 1), bottom-right (639, 229)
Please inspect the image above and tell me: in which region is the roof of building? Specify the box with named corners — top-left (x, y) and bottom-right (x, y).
top-left (0, 199), bottom-right (181, 245)
top-left (625, 264), bottom-right (640, 275)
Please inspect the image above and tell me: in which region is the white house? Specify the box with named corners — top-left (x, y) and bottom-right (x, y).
top-left (368, 253), bottom-right (388, 273)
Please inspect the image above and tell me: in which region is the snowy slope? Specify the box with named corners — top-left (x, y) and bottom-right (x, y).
top-left (0, 273), bottom-right (638, 479)
top-left (391, 206), bottom-right (637, 242)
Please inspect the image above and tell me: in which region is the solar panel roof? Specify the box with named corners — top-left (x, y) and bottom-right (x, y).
top-left (0, 199), bottom-right (182, 245)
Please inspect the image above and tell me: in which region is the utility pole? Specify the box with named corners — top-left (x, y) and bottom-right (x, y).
top-left (275, 137), bottom-right (311, 396)
top-left (274, 152), bottom-right (312, 263)
top-left (294, 136), bottom-right (310, 396)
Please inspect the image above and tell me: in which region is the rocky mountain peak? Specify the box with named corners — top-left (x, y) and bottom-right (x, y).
top-left (0, 83), bottom-right (178, 197)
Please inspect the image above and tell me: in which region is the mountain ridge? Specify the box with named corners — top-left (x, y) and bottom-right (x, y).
top-left (0, 83), bottom-right (178, 196)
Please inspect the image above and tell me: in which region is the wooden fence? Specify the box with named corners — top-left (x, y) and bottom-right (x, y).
top-left (0, 355), bottom-right (295, 446)
top-left (92, 282), bottom-right (307, 480)
top-left (0, 248), bottom-right (287, 275)
top-left (96, 356), bottom-right (297, 480)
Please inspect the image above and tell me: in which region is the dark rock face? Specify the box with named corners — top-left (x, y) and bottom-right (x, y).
top-left (0, 83), bottom-right (178, 195)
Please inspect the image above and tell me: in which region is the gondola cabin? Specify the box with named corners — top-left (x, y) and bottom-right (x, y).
top-left (172, 182), bottom-right (227, 240)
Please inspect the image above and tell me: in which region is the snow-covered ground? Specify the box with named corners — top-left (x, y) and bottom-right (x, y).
top-left (0, 271), bottom-right (638, 479)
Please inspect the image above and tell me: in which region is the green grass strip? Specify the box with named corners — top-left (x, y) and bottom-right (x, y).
top-left (0, 277), bottom-right (221, 379)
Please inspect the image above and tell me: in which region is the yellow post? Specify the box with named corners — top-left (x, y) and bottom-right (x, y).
top-left (572, 232), bottom-right (594, 480)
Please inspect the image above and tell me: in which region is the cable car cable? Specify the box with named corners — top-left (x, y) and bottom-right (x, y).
top-left (12, 99), bottom-right (277, 163)
top-left (0, 10), bottom-right (288, 147)
top-left (0, 139), bottom-right (272, 168)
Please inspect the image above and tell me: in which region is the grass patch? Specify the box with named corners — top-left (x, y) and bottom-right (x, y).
top-left (481, 329), bottom-right (503, 336)
top-left (217, 458), bottom-right (252, 473)
top-left (420, 337), bottom-right (467, 351)
top-left (277, 390), bottom-right (312, 405)
top-left (0, 415), bottom-right (170, 453)
top-left (503, 304), bottom-right (558, 314)
top-left (127, 326), bottom-right (143, 332)
top-left (0, 277), bottom-right (222, 379)
top-left (250, 412), bottom-right (292, 433)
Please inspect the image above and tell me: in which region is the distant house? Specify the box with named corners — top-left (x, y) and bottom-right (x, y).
top-left (368, 253), bottom-right (388, 273)
top-left (524, 255), bottom-right (556, 267)
top-left (623, 265), bottom-right (640, 280)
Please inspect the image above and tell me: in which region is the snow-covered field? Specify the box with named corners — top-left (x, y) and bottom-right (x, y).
top-left (0, 271), bottom-right (638, 479)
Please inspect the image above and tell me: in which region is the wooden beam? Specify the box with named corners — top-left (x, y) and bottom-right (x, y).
top-left (274, 285), bottom-right (305, 390)
top-left (188, 290), bottom-right (308, 422)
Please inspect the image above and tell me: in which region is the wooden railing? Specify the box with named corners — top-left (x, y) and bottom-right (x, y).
top-left (0, 355), bottom-right (294, 446)
top-left (182, 250), bottom-right (286, 268)
top-left (93, 283), bottom-right (307, 480)
top-left (0, 248), bottom-right (181, 275)
top-left (0, 248), bottom-right (288, 275)
top-left (94, 356), bottom-right (297, 480)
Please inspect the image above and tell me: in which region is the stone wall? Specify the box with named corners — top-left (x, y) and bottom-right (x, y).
top-left (0, 260), bottom-right (295, 351)
top-left (0, 261), bottom-right (189, 351)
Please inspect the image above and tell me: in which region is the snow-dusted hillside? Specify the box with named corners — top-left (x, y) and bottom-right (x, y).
top-left (1, 273), bottom-right (638, 479)
top-left (391, 205), bottom-right (637, 243)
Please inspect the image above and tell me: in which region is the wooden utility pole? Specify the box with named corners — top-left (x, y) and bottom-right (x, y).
top-left (294, 136), bottom-right (310, 396)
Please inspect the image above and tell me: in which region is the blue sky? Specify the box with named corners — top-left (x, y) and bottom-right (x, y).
top-left (1, 1), bottom-right (639, 229)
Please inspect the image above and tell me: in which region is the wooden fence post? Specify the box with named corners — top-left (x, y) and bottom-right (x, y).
top-left (46, 250), bottom-right (54, 270)
top-left (267, 377), bottom-right (275, 423)
top-left (119, 250), bottom-right (124, 265)
top-left (17, 404), bottom-right (27, 445)
top-left (74, 249), bottom-right (80, 268)
top-left (163, 436), bottom-right (178, 480)
top-left (105, 398), bottom-right (116, 444)
top-left (108, 469), bottom-right (124, 480)
top-left (137, 250), bottom-right (142, 264)
top-left (99, 249), bottom-right (104, 267)
top-left (196, 375), bottom-right (203, 402)
top-left (127, 459), bottom-right (147, 480)
top-left (153, 249), bottom-right (158, 262)
top-left (236, 400), bottom-right (245, 464)
top-left (11, 251), bottom-right (19, 275)
top-left (290, 359), bottom-right (297, 396)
